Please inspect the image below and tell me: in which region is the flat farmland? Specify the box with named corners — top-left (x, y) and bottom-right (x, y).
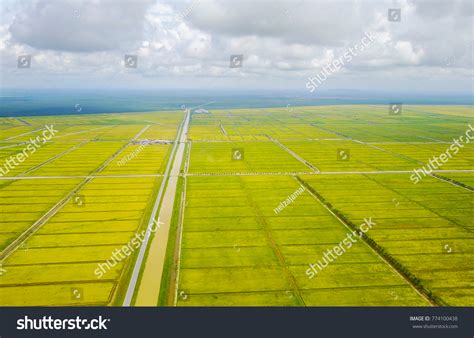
top-left (189, 109), bottom-right (338, 141)
top-left (374, 143), bottom-right (474, 170)
top-left (170, 105), bottom-right (472, 307)
top-left (291, 105), bottom-right (473, 143)
top-left (1, 105), bottom-right (473, 307)
top-left (0, 141), bottom-right (83, 176)
top-left (0, 176), bottom-right (162, 306)
top-left (188, 141), bottom-right (310, 174)
top-left (0, 111), bottom-right (181, 305)
top-left (26, 142), bottom-right (127, 176)
top-left (299, 174), bottom-right (474, 305)
top-left (281, 140), bottom-right (417, 172)
top-left (176, 176), bottom-right (430, 306)
top-left (99, 144), bottom-right (171, 175)
top-left (0, 179), bottom-right (82, 250)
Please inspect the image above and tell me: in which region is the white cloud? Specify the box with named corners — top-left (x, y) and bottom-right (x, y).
top-left (9, 0), bottom-right (155, 52)
top-left (0, 0), bottom-right (472, 91)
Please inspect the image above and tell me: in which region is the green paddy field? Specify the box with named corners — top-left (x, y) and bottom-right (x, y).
top-left (0, 105), bottom-right (472, 306)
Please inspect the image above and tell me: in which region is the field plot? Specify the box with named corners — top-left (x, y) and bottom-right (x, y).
top-left (188, 113), bottom-right (228, 141)
top-left (25, 142), bottom-right (126, 176)
top-left (138, 124), bottom-right (180, 140)
top-left (0, 179), bottom-right (82, 250)
top-left (188, 141), bottom-right (309, 174)
top-left (52, 126), bottom-right (115, 142)
top-left (99, 144), bottom-right (171, 175)
top-left (281, 140), bottom-right (416, 172)
top-left (374, 143), bottom-right (474, 170)
top-left (176, 176), bottom-right (429, 306)
top-left (0, 125), bottom-right (40, 140)
top-left (0, 177), bottom-right (162, 305)
top-left (299, 174), bottom-right (474, 305)
top-left (191, 109), bottom-right (337, 140)
top-left (0, 141), bottom-right (85, 177)
top-left (291, 105), bottom-right (474, 143)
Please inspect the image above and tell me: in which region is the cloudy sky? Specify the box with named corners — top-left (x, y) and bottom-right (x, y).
top-left (0, 0), bottom-right (472, 94)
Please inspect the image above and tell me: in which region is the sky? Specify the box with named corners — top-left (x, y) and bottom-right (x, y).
top-left (0, 0), bottom-right (472, 94)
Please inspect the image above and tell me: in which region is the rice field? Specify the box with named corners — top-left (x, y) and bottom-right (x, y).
top-left (0, 105), bottom-right (472, 306)
top-left (177, 176), bottom-right (429, 306)
top-left (173, 105), bottom-right (473, 307)
top-left (299, 174), bottom-right (473, 305)
top-left (0, 111), bottom-right (181, 305)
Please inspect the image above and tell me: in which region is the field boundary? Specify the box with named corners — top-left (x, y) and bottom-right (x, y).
top-left (266, 135), bottom-right (320, 173)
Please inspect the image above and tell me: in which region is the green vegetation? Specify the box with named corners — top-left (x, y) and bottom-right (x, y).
top-left (176, 175), bottom-right (430, 306)
top-left (0, 111), bottom-right (181, 305)
top-left (0, 105), bottom-right (472, 306)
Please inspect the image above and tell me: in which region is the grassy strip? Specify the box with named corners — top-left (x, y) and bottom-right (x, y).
top-left (157, 175), bottom-right (184, 306)
top-left (157, 141), bottom-right (189, 305)
top-left (296, 175), bottom-right (444, 306)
